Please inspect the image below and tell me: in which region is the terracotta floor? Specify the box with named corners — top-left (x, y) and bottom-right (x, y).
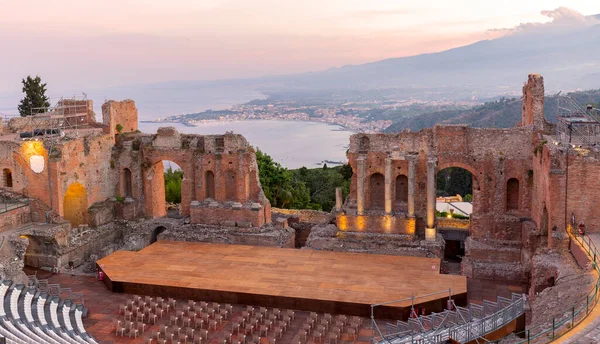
top-left (27, 268), bottom-right (378, 344)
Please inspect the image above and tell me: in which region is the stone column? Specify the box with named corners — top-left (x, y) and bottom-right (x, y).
top-left (407, 154), bottom-right (417, 217)
top-left (426, 156), bottom-right (438, 241)
top-left (384, 157), bottom-right (393, 214)
top-left (356, 157), bottom-right (366, 215)
top-left (335, 188), bottom-right (343, 211)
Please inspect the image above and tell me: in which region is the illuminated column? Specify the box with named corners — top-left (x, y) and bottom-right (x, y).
top-left (356, 157), bottom-right (366, 215)
top-left (384, 157), bottom-right (393, 214)
top-left (335, 187), bottom-right (343, 211)
top-left (426, 156), bottom-right (438, 241)
top-left (407, 154), bottom-right (417, 217)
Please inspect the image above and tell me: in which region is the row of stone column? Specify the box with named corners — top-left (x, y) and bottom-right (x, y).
top-left (354, 154), bottom-right (438, 240)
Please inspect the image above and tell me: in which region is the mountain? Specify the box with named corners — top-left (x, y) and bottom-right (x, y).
top-left (384, 89), bottom-right (600, 133)
top-left (270, 16), bottom-right (600, 96)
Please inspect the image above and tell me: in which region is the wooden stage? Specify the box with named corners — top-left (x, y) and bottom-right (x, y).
top-left (97, 241), bottom-right (467, 319)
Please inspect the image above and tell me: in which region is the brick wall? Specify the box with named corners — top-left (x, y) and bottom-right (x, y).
top-left (102, 100), bottom-right (138, 135)
top-left (0, 205), bottom-right (31, 232)
top-left (190, 203), bottom-right (265, 228)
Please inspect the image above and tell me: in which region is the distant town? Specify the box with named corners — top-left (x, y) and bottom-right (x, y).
top-left (151, 96), bottom-right (477, 133)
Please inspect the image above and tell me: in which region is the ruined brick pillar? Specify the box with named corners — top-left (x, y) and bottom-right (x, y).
top-left (407, 154), bottom-right (417, 217)
top-left (426, 156), bottom-right (438, 240)
top-left (521, 73), bottom-right (546, 131)
top-left (356, 156), bottom-right (366, 215)
top-left (237, 152), bottom-right (248, 202)
top-left (335, 188), bottom-right (343, 211)
top-left (384, 157), bottom-right (393, 214)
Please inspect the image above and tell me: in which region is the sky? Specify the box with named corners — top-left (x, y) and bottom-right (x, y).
top-left (0, 0), bottom-right (599, 95)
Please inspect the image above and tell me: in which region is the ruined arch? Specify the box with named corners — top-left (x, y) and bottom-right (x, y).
top-left (437, 160), bottom-right (484, 212)
top-left (506, 178), bottom-right (520, 211)
top-left (63, 182), bottom-right (88, 227)
top-left (225, 170), bottom-right (237, 201)
top-left (395, 174), bottom-right (408, 203)
top-left (205, 170), bottom-right (215, 199)
top-left (369, 173), bottom-right (385, 209)
top-left (2, 168), bottom-right (12, 188)
top-left (122, 168), bottom-right (133, 197)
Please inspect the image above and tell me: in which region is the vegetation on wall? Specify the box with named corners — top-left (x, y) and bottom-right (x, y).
top-left (256, 149), bottom-right (352, 211)
top-left (164, 167), bottom-right (183, 203)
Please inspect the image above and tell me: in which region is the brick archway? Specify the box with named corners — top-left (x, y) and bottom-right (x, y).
top-left (63, 182), bottom-right (88, 227)
top-left (437, 160), bottom-right (484, 213)
top-left (368, 173), bottom-right (385, 210)
top-left (143, 153), bottom-right (193, 218)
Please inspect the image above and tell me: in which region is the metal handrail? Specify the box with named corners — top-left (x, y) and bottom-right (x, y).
top-left (508, 226), bottom-right (600, 343)
top-left (373, 292), bottom-right (525, 343)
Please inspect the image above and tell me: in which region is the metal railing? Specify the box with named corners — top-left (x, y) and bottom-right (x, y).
top-left (508, 227), bottom-right (600, 343)
top-left (0, 189), bottom-right (30, 214)
top-left (372, 290), bottom-right (525, 344)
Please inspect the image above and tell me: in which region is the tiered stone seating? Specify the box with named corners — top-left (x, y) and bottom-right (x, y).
top-left (0, 279), bottom-right (97, 344)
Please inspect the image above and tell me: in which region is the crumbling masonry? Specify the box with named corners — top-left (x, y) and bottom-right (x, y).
top-left (0, 74), bottom-right (596, 303)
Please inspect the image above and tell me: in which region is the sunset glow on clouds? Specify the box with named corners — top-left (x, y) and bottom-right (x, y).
top-left (0, 0), bottom-right (599, 93)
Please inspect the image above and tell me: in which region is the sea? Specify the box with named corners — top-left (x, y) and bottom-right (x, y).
top-left (138, 121), bottom-right (353, 169)
top-left (0, 83), bottom-right (353, 169)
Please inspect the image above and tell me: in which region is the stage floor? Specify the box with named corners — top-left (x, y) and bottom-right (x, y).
top-left (97, 241), bottom-right (467, 318)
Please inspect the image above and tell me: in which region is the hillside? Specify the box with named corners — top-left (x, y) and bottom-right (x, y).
top-left (385, 89), bottom-right (600, 132)
top-left (267, 12), bottom-right (600, 97)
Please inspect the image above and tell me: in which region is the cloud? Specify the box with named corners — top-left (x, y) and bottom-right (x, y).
top-left (488, 7), bottom-right (600, 36)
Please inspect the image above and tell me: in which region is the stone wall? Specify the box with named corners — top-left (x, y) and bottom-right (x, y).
top-left (190, 201), bottom-right (266, 228)
top-left (114, 129), bottom-right (272, 226)
top-left (0, 205), bottom-right (31, 232)
top-left (102, 100), bottom-right (138, 135)
top-left (271, 208), bottom-right (330, 224)
top-left (336, 213), bottom-right (416, 234)
top-left (159, 224), bottom-right (294, 248)
top-left (521, 74), bottom-right (548, 131)
top-left (306, 223), bottom-right (444, 257)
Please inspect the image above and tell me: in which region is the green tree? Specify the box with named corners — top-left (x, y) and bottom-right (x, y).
top-left (339, 163), bottom-right (353, 180)
top-left (164, 167), bottom-right (183, 203)
top-left (437, 168), bottom-right (472, 197)
top-left (290, 164), bottom-right (353, 212)
top-left (255, 149), bottom-right (312, 209)
top-left (18, 76), bottom-right (50, 117)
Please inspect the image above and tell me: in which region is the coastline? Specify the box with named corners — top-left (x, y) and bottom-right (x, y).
top-left (141, 118), bottom-right (362, 133)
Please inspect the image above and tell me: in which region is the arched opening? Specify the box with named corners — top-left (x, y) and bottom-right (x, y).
top-left (150, 226), bottom-right (167, 244)
top-left (163, 161), bottom-right (183, 218)
top-left (2, 168), bottom-right (12, 188)
top-left (369, 173), bottom-right (385, 209)
top-left (506, 178), bottom-right (520, 211)
top-left (205, 171), bottom-right (215, 199)
top-left (122, 168), bottom-right (133, 197)
top-left (225, 169), bottom-right (237, 201)
top-left (436, 167), bottom-right (473, 264)
top-left (395, 174), bottom-right (408, 204)
top-left (63, 182), bottom-right (88, 227)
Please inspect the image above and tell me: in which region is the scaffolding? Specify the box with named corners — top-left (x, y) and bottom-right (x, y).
top-left (556, 95), bottom-right (600, 145)
top-left (19, 95), bottom-right (93, 137)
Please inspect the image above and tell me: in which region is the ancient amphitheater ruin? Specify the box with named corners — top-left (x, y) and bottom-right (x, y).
top-left (0, 74), bottom-right (598, 343)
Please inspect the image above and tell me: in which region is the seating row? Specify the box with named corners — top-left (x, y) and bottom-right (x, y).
top-left (0, 279), bottom-right (97, 344)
